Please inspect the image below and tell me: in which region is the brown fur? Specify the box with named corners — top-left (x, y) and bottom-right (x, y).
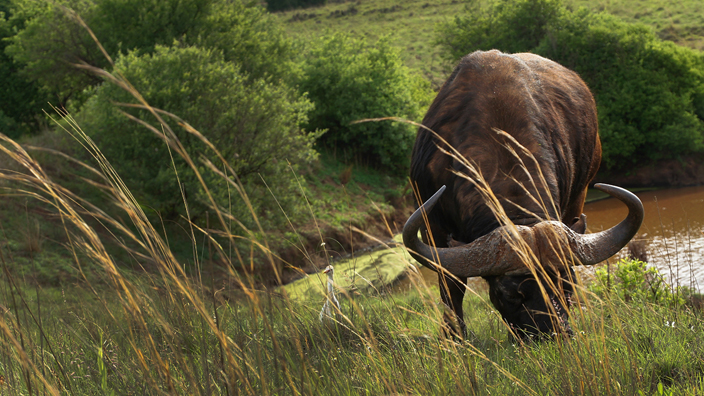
top-left (410, 50), bottom-right (601, 338)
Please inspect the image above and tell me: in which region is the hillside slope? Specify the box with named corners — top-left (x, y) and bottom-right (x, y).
top-left (277, 0), bottom-right (704, 86)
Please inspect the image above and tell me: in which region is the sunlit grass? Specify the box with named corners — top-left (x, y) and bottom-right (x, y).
top-left (0, 14), bottom-right (702, 396)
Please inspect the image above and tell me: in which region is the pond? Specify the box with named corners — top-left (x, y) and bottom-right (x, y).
top-left (585, 185), bottom-right (704, 291)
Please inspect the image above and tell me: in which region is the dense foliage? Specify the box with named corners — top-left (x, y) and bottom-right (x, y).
top-left (2, 0), bottom-right (294, 132)
top-left (299, 34), bottom-right (432, 170)
top-left (5, 0), bottom-right (108, 108)
top-left (436, 0), bottom-right (704, 169)
top-left (78, 45), bottom-right (318, 227)
top-left (2, 0), bottom-right (322, 236)
top-left (435, 0), bottom-right (564, 59)
top-left (536, 11), bottom-right (704, 168)
top-left (0, 0), bottom-right (50, 136)
top-left (266, 0), bottom-right (326, 12)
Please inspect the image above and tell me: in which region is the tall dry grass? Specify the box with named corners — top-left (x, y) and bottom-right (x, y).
top-left (0, 20), bottom-right (702, 396)
top-left (1, 97), bottom-right (702, 394)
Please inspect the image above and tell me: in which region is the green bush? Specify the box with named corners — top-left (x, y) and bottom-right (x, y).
top-left (78, 45), bottom-right (319, 229)
top-left (0, 1), bottom-right (53, 134)
top-left (4, 0), bottom-right (103, 108)
top-left (435, 0), bottom-right (564, 62)
top-left (590, 258), bottom-right (684, 305)
top-left (4, 0), bottom-right (295, 133)
top-left (299, 34), bottom-right (433, 171)
top-left (89, 0), bottom-right (212, 56)
top-left (535, 11), bottom-right (704, 168)
top-left (436, 0), bottom-right (704, 169)
top-left (194, 0), bottom-right (297, 82)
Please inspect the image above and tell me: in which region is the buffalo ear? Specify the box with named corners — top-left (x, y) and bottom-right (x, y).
top-left (569, 213), bottom-right (587, 234)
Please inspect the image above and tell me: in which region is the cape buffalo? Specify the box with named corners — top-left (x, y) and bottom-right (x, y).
top-left (403, 50), bottom-right (643, 339)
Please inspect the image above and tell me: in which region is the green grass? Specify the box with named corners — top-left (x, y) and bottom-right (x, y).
top-left (0, 130), bottom-right (406, 289)
top-left (0, 100), bottom-right (702, 396)
top-left (276, 0), bottom-right (704, 86)
top-left (278, 0), bottom-right (468, 88)
top-left (571, 0), bottom-right (704, 50)
top-left (2, 259), bottom-right (704, 395)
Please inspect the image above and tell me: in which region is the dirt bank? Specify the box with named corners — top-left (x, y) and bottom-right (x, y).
top-left (596, 155), bottom-right (704, 188)
top-left (278, 202), bottom-right (415, 284)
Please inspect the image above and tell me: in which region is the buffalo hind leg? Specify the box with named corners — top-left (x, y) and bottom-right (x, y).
top-left (439, 272), bottom-right (468, 339)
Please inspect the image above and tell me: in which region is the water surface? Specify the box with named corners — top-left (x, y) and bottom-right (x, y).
top-left (584, 185), bottom-right (704, 290)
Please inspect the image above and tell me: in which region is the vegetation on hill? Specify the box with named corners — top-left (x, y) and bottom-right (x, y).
top-left (275, 0), bottom-right (704, 85)
top-left (266, 0), bottom-right (325, 12)
top-left (436, 0), bottom-right (704, 169)
top-left (570, 0), bottom-right (704, 51)
top-left (78, 44), bottom-right (319, 228)
top-left (299, 33), bottom-right (433, 170)
top-left (1, 0), bottom-right (426, 279)
top-left (274, 0), bottom-right (704, 170)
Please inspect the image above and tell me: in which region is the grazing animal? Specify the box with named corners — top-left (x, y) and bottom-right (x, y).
top-left (403, 50), bottom-right (643, 339)
top-left (319, 265), bottom-right (340, 324)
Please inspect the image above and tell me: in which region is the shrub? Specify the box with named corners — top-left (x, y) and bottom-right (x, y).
top-left (590, 258), bottom-right (684, 305)
top-left (436, 0), bottom-right (704, 169)
top-left (191, 0), bottom-right (298, 83)
top-left (4, 0), bottom-right (104, 108)
top-left (4, 0), bottom-right (296, 133)
top-left (435, 0), bottom-right (564, 62)
top-left (0, 1), bottom-right (57, 133)
top-left (78, 44), bottom-right (319, 230)
top-left (535, 11), bottom-right (704, 168)
top-left (299, 34), bottom-right (433, 171)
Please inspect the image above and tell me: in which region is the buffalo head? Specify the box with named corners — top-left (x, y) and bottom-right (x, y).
top-left (403, 183), bottom-right (643, 338)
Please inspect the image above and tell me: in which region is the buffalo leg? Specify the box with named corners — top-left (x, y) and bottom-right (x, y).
top-left (420, 223), bottom-right (468, 337)
top-left (439, 272), bottom-right (468, 338)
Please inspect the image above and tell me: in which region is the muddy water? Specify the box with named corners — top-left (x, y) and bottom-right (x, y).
top-left (398, 186), bottom-right (704, 292)
top-left (584, 185), bottom-right (704, 290)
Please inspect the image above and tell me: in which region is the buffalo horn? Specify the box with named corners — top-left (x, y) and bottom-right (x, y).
top-left (402, 183), bottom-right (644, 277)
top-left (567, 183), bottom-right (644, 265)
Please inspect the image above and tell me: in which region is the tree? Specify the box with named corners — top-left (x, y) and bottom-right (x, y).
top-left (0, 1), bottom-right (53, 135)
top-left (435, 0), bottom-right (704, 169)
top-left (4, 0), bottom-right (296, 135)
top-left (4, 0), bottom-right (104, 108)
top-left (194, 0), bottom-right (298, 83)
top-left (299, 34), bottom-right (433, 170)
top-left (435, 0), bottom-right (565, 63)
top-left (535, 11), bottom-right (704, 167)
top-left (78, 45), bottom-right (319, 228)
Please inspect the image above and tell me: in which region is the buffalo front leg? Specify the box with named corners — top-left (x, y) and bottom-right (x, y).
top-left (439, 271), bottom-right (468, 339)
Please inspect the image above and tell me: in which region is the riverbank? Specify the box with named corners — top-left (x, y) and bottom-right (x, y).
top-left (596, 154), bottom-right (704, 188)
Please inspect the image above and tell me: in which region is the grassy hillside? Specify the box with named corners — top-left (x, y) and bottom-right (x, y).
top-left (277, 0), bottom-right (704, 86)
top-left (572, 0), bottom-right (704, 50)
top-left (278, 0), bottom-right (467, 88)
